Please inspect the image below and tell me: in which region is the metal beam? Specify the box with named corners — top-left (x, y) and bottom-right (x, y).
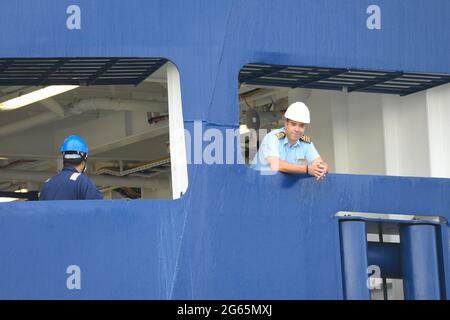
top-left (0, 191), bottom-right (38, 200)
top-left (401, 78), bottom-right (450, 96)
top-left (0, 168), bottom-right (169, 189)
top-left (292, 69), bottom-right (348, 88)
top-left (348, 72), bottom-right (403, 92)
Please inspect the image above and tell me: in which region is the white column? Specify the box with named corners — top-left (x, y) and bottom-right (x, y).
top-left (426, 83), bottom-right (450, 178)
top-left (382, 94), bottom-right (402, 175)
top-left (307, 90), bottom-right (336, 171)
top-left (382, 92), bottom-right (430, 177)
top-left (166, 62), bottom-right (188, 199)
top-left (330, 92), bottom-right (350, 173)
top-left (347, 92), bottom-right (386, 175)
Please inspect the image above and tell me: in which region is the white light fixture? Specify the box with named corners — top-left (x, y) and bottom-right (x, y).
top-left (0, 85), bottom-right (79, 111)
top-left (0, 197), bottom-right (19, 203)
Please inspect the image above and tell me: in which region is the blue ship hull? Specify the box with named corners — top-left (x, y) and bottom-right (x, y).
top-left (0, 0), bottom-right (449, 299)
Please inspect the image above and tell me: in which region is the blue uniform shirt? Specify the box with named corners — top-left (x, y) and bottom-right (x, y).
top-left (251, 127), bottom-right (320, 171)
top-left (39, 166), bottom-right (103, 200)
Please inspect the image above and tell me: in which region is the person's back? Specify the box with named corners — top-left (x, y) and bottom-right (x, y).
top-left (39, 134), bottom-right (103, 201)
top-left (40, 166), bottom-right (103, 200)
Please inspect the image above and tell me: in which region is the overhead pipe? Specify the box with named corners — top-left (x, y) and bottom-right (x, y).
top-left (0, 98), bottom-right (64, 137)
top-left (0, 168), bottom-right (169, 189)
top-left (0, 112), bottom-right (59, 137)
top-left (40, 98), bottom-right (65, 118)
top-left (69, 98), bottom-right (167, 114)
top-left (0, 86), bottom-right (26, 95)
top-left (239, 90), bottom-right (287, 108)
top-left (0, 98), bottom-right (167, 138)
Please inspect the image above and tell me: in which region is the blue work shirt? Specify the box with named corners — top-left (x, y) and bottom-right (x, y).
top-left (39, 166), bottom-right (103, 200)
top-left (251, 127), bottom-right (320, 171)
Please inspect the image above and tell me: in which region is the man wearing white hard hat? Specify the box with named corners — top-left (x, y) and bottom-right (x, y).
top-left (251, 102), bottom-right (328, 180)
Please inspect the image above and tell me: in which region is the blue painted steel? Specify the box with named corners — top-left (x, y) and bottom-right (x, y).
top-left (0, 0), bottom-right (448, 299)
top-left (367, 242), bottom-right (401, 279)
top-left (339, 220), bottom-right (370, 300)
top-left (438, 224), bottom-right (450, 299)
top-left (400, 224), bottom-right (442, 300)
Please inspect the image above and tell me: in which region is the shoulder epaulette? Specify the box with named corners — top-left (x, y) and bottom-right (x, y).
top-left (275, 132), bottom-right (286, 140)
top-left (299, 134), bottom-right (311, 143)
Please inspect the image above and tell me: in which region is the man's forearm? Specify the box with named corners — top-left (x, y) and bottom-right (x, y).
top-left (269, 159), bottom-right (308, 174)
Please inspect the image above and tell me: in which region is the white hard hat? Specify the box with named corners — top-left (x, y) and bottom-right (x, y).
top-left (284, 102), bottom-right (310, 124)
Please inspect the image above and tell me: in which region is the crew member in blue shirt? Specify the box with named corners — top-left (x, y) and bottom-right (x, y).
top-left (39, 135), bottom-right (103, 200)
top-left (251, 102), bottom-right (328, 180)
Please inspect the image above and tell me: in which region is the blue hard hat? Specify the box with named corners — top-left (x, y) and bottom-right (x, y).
top-left (60, 135), bottom-right (89, 155)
